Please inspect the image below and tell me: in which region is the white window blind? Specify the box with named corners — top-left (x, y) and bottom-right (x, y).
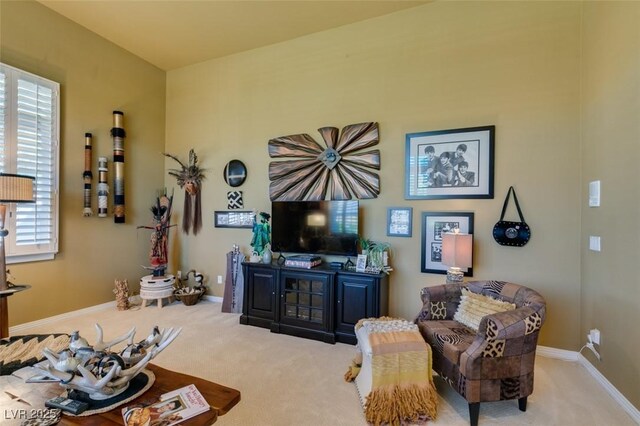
top-left (0, 63), bottom-right (59, 263)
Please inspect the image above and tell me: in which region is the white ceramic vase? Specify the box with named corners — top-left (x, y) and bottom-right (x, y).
top-left (262, 248), bottom-right (272, 264)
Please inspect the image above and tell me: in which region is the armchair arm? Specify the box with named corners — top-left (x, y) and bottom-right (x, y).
top-left (459, 304), bottom-right (546, 377)
top-left (415, 283), bottom-right (463, 321)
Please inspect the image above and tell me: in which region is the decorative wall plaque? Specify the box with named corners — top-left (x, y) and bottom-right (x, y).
top-left (227, 191), bottom-right (243, 209)
top-left (223, 160), bottom-right (247, 187)
top-left (267, 122), bottom-right (380, 201)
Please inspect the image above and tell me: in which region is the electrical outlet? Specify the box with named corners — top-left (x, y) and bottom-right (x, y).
top-left (176, 270), bottom-right (182, 279)
top-left (217, 275), bottom-right (223, 284)
top-left (590, 329), bottom-right (601, 345)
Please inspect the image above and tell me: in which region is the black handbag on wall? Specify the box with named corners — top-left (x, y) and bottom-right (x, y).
top-left (493, 186), bottom-right (531, 247)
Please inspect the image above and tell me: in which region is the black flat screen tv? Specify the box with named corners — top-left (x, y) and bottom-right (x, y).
top-left (271, 200), bottom-right (359, 256)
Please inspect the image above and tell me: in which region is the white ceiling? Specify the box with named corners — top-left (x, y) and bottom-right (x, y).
top-left (37, 0), bottom-right (428, 71)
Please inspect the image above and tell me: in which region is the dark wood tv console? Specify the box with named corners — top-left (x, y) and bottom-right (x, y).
top-left (240, 262), bottom-right (389, 344)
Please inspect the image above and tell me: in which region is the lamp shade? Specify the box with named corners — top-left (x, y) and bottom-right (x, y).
top-left (442, 232), bottom-right (473, 269)
top-left (0, 173), bottom-right (35, 202)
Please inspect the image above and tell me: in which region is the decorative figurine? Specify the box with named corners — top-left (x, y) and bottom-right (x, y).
top-left (164, 149), bottom-right (206, 235)
top-left (114, 279), bottom-right (130, 311)
top-left (137, 192), bottom-right (175, 277)
top-left (250, 211), bottom-right (271, 258)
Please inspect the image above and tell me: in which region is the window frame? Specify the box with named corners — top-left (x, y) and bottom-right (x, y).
top-left (1, 62), bottom-right (60, 264)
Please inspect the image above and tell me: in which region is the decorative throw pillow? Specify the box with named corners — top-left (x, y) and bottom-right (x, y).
top-left (453, 288), bottom-right (515, 332)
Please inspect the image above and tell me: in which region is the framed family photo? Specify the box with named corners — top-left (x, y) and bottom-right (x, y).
top-left (213, 210), bottom-right (254, 228)
top-left (420, 211), bottom-right (474, 275)
top-left (387, 207), bottom-right (413, 237)
top-left (405, 125), bottom-right (495, 200)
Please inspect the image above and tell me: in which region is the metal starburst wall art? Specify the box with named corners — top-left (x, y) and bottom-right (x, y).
top-left (268, 122), bottom-right (380, 201)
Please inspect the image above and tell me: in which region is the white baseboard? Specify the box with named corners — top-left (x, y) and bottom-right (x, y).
top-left (9, 301), bottom-right (116, 335)
top-left (9, 297), bottom-right (224, 335)
top-left (538, 345), bottom-right (640, 423)
top-left (576, 353), bottom-right (640, 424)
top-left (536, 344), bottom-right (579, 361)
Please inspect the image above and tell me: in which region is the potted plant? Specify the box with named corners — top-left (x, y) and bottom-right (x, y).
top-left (358, 237), bottom-right (392, 273)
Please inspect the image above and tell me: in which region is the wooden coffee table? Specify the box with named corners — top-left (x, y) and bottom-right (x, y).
top-left (2, 364), bottom-right (240, 425)
top-left (62, 364), bottom-right (240, 425)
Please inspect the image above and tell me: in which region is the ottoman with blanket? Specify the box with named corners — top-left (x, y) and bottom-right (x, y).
top-left (345, 317), bottom-right (438, 425)
top-left (415, 280), bottom-right (546, 426)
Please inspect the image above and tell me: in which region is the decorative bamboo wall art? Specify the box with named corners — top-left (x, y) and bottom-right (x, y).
top-left (83, 133), bottom-right (93, 216)
top-left (267, 122), bottom-right (380, 201)
top-left (111, 111), bottom-right (126, 223)
top-left (97, 156), bottom-right (109, 218)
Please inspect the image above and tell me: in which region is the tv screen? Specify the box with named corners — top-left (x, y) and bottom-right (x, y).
top-left (271, 200), bottom-right (359, 256)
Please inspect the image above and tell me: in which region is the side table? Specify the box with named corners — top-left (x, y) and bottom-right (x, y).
top-left (0, 284), bottom-right (31, 338)
top-left (140, 275), bottom-right (175, 309)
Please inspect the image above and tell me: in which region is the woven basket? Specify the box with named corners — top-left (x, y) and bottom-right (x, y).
top-left (174, 288), bottom-right (204, 306)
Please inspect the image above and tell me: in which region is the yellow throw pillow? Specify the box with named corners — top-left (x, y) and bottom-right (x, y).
top-left (453, 288), bottom-right (516, 332)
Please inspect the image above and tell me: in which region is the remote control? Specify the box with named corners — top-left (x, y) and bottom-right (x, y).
top-left (45, 396), bottom-right (89, 415)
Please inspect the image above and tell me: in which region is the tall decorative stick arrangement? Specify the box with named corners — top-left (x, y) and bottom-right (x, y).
top-left (164, 149), bottom-right (206, 235)
top-left (111, 111), bottom-right (126, 223)
top-left (82, 133), bottom-right (93, 216)
top-left (97, 157), bottom-right (109, 218)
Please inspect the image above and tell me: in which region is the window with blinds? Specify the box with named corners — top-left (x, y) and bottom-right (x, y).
top-left (0, 63), bottom-right (59, 263)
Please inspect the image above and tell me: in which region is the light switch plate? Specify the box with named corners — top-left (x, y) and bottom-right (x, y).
top-left (589, 236), bottom-right (601, 252)
top-left (589, 180), bottom-right (600, 207)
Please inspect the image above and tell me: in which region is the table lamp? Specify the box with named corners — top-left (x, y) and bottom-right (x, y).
top-left (0, 173), bottom-right (35, 291)
top-left (442, 230), bottom-right (473, 284)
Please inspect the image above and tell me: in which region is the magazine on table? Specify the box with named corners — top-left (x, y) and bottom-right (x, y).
top-left (121, 384), bottom-right (210, 426)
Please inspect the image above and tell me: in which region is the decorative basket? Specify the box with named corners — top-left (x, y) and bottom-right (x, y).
top-left (174, 287), bottom-right (205, 306)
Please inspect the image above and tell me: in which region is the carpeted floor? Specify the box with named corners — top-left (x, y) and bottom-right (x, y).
top-left (11, 301), bottom-right (636, 425)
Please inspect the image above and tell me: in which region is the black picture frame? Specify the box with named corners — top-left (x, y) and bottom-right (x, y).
top-left (405, 125), bottom-right (495, 199)
top-left (420, 211), bottom-right (474, 275)
top-left (387, 207), bottom-right (413, 237)
top-left (214, 210), bottom-right (254, 228)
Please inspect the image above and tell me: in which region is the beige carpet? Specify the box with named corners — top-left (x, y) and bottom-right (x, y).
top-left (14, 301), bottom-right (636, 425)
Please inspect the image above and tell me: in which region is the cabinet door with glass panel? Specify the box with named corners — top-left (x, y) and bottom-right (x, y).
top-left (279, 270), bottom-right (332, 331)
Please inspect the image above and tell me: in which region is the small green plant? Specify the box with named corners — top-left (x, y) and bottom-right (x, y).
top-left (358, 237), bottom-right (391, 270)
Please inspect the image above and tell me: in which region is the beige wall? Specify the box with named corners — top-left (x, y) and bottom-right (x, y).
top-left (167, 1), bottom-right (582, 350)
top-left (4, 0), bottom-right (638, 411)
top-left (580, 2), bottom-right (640, 409)
top-left (1, 1), bottom-right (166, 325)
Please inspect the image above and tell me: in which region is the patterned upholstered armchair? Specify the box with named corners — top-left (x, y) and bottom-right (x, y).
top-left (415, 280), bottom-right (546, 426)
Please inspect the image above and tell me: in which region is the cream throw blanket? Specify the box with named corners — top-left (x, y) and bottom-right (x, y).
top-left (345, 317), bottom-right (438, 425)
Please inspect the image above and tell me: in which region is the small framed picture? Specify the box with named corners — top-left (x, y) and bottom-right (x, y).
top-left (421, 211), bottom-right (474, 275)
top-left (387, 207), bottom-right (413, 237)
top-left (355, 254), bottom-right (367, 273)
top-left (214, 211), bottom-right (254, 228)
top-left (405, 125), bottom-right (495, 200)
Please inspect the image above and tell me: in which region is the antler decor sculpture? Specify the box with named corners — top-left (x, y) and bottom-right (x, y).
top-left (36, 324), bottom-right (181, 400)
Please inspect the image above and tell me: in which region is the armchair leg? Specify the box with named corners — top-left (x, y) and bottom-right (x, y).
top-left (468, 402), bottom-right (480, 426)
top-left (518, 396), bottom-right (528, 412)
